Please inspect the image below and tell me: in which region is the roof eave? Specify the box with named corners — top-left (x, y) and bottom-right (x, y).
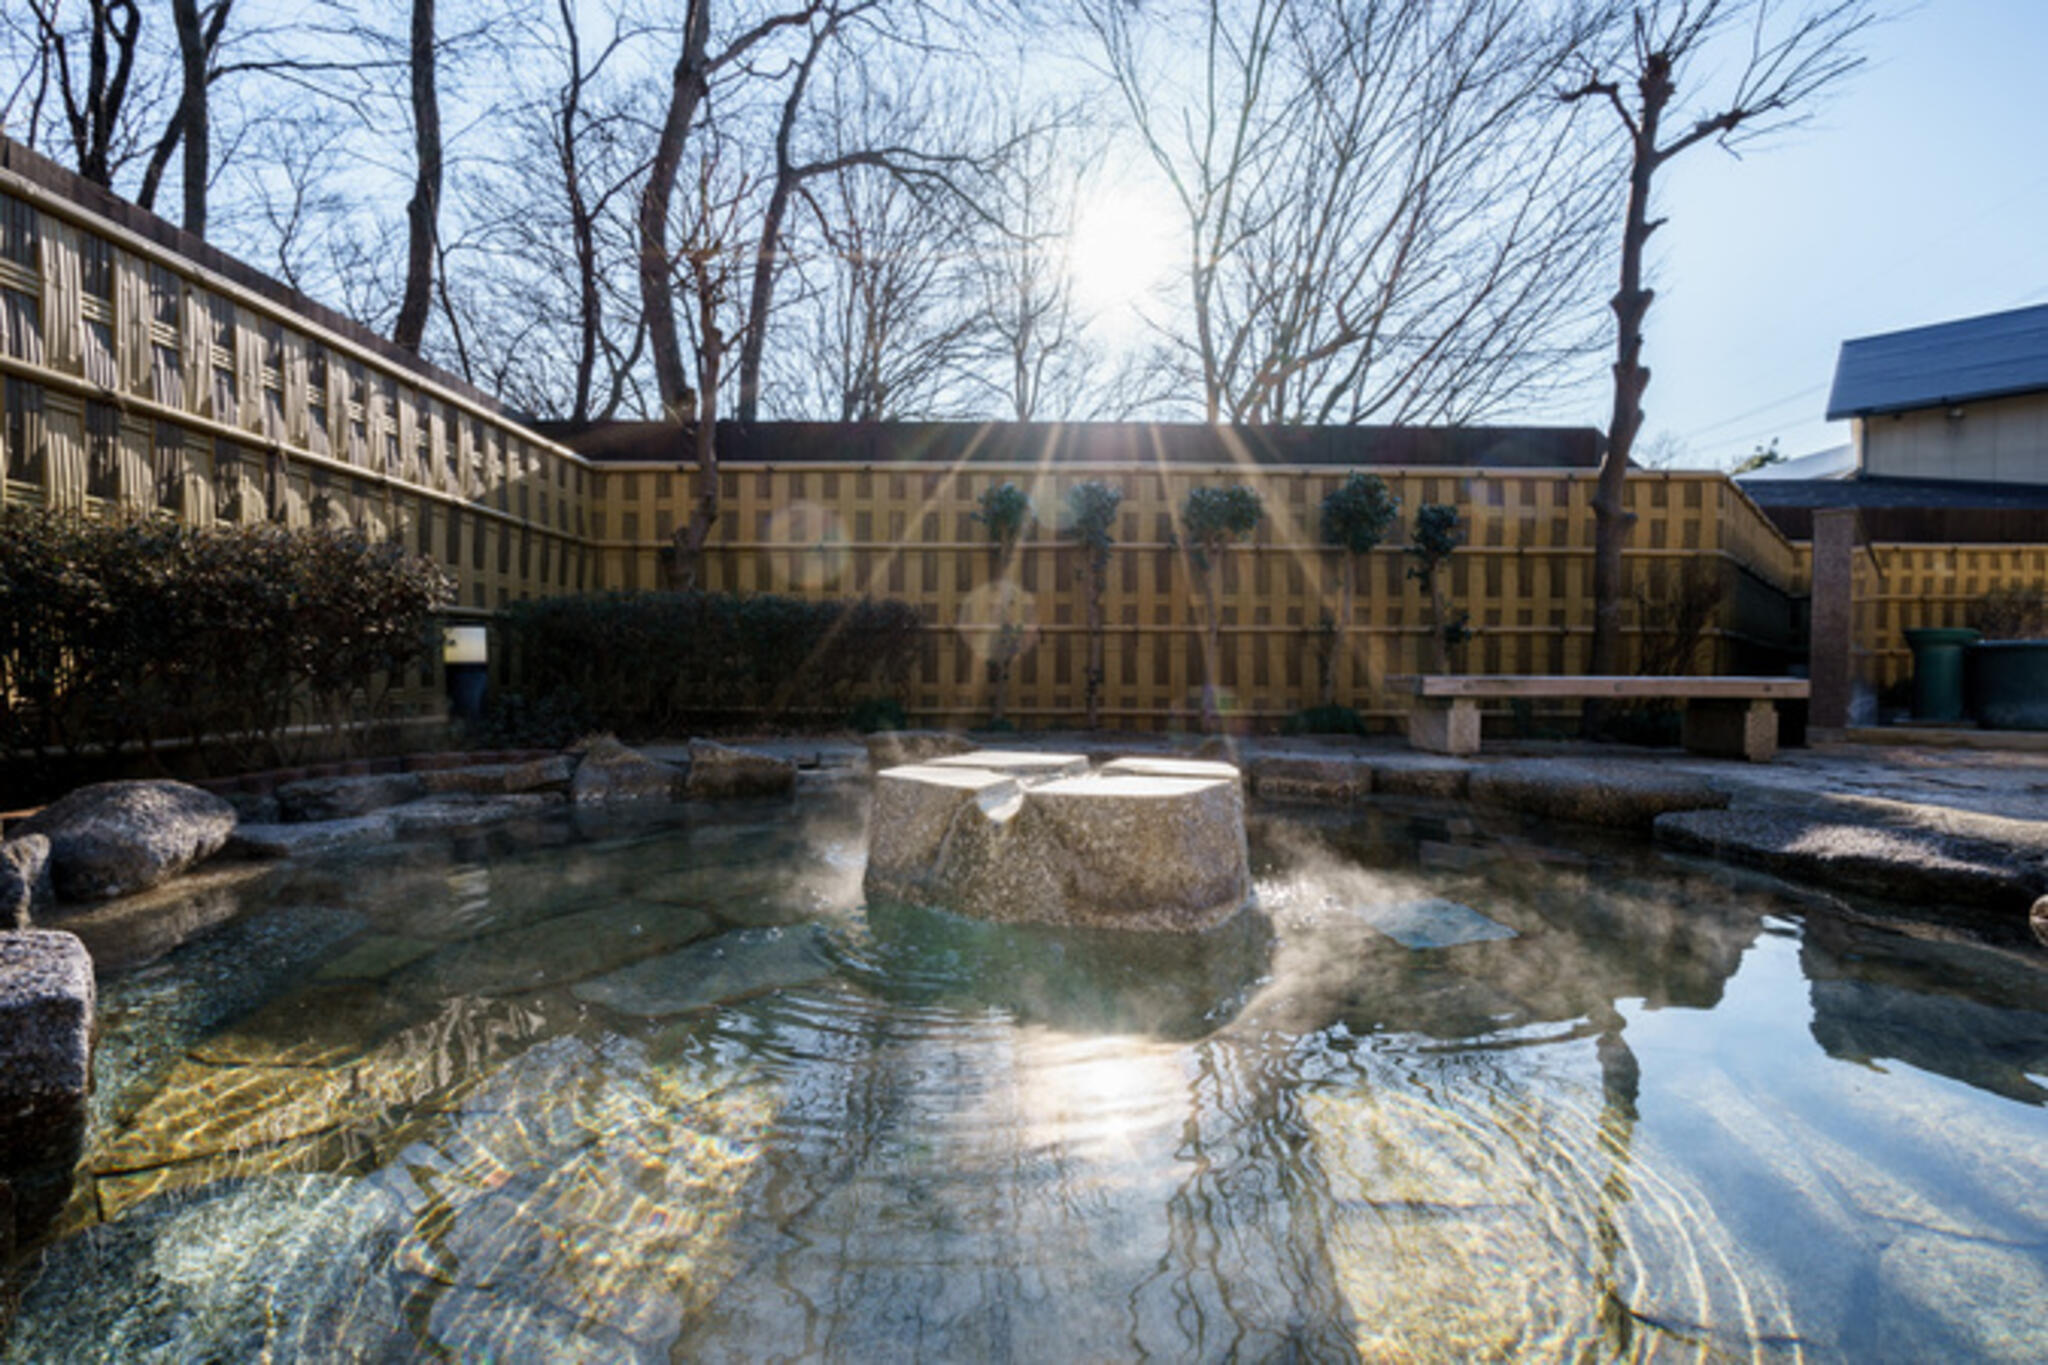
top-left (1825, 379), bottom-right (2048, 422)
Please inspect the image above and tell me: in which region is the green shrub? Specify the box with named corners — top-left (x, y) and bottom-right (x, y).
top-left (1180, 484), bottom-right (1264, 570)
top-left (1319, 472), bottom-right (1399, 557)
top-left (972, 481), bottom-right (1034, 549)
top-left (0, 505), bottom-right (451, 772)
top-left (848, 697), bottom-right (908, 734)
top-left (475, 690), bottom-right (594, 750)
top-left (1285, 704), bottom-right (1368, 736)
top-left (1967, 584), bottom-right (2048, 640)
top-left (497, 591), bottom-right (922, 736)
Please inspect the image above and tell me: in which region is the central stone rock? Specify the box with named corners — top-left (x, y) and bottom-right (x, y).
top-left (864, 752), bottom-right (1250, 932)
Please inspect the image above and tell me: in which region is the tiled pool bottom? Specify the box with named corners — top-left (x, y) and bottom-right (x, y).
top-left (4, 796), bottom-right (2046, 1362)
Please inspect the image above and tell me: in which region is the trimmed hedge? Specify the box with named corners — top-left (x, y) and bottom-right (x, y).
top-left (0, 506), bottom-right (453, 772)
top-left (494, 590), bottom-right (923, 738)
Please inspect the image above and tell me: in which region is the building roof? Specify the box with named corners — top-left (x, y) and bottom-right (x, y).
top-left (1826, 303), bottom-right (2048, 420)
top-left (1737, 473), bottom-right (2048, 543)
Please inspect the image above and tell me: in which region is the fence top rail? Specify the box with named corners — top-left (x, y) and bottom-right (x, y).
top-left (1406, 675), bottom-right (1811, 700)
top-left (0, 142), bottom-right (589, 471)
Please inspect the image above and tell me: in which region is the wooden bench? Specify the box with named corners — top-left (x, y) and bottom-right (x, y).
top-left (1404, 675), bottom-right (1812, 762)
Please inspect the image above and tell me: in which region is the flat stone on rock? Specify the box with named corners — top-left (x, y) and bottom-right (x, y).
top-left (572, 926), bottom-right (832, 1017)
top-left (1467, 759), bottom-right (1728, 831)
top-left (867, 754), bottom-right (1251, 932)
top-left (922, 750), bottom-right (1088, 783)
top-left (1357, 897), bottom-right (1517, 950)
top-left (1248, 754), bottom-right (1370, 803)
top-left (570, 737), bottom-right (682, 804)
top-left (864, 729), bottom-right (977, 769)
top-left (0, 930), bottom-right (94, 1170)
top-left (1100, 756), bottom-right (1242, 787)
top-left (2, 832), bottom-right (52, 927)
top-left (685, 739), bottom-right (797, 799)
top-left (228, 813), bottom-right (397, 859)
top-left (1656, 807), bottom-right (2047, 912)
top-left (275, 773), bottom-right (426, 822)
top-left (16, 780), bottom-right (237, 901)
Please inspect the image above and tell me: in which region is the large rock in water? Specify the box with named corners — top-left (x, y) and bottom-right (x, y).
top-left (2, 833), bottom-right (52, 927)
top-left (684, 739), bottom-right (797, 799)
top-left (274, 772), bottom-right (426, 822)
top-left (570, 737), bottom-right (682, 804)
top-left (865, 754), bottom-right (1251, 932)
top-left (0, 929), bottom-right (94, 1245)
top-left (16, 780), bottom-right (236, 901)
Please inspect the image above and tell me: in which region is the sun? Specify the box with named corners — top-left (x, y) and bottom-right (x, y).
top-left (1067, 187), bottom-right (1179, 328)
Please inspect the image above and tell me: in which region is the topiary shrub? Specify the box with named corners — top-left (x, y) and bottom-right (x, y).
top-left (1065, 480), bottom-right (1124, 730)
top-left (1317, 472), bottom-right (1399, 704)
top-left (1181, 484), bottom-right (1264, 732)
top-left (1405, 502), bottom-right (1470, 673)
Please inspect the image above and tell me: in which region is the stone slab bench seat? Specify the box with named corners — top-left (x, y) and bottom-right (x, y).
top-left (1403, 675), bottom-right (1811, 762)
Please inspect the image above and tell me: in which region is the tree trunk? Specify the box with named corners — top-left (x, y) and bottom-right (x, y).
top-left (556, 0), bottom-right (598, 424)
top-left (393, 0), bottom-right (440, 354)
top-left (172, 0), bottom-right (209, 237)
top-left (1586, 57), bottom-right (1671, 732)
top-left (667, 254), bottom-right (724, 591)
top-left (140, 0), bottom-right (224, 212)
top-left (1199, 569), bottom-right (1221, 732)
top-left (1323, 553), bottom-right (1356, 707)
top-left (1084, 561), bottom-right (1106, 730)
top-left (735, 17), bottom-right (829, 425)
top-left (1428, 576), bottom-right (1450, 675)
top-left (639, 2), bottom-right (710, 420)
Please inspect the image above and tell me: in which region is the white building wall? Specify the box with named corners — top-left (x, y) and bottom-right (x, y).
top-left (1859, 391), bottom-right (2048, 484)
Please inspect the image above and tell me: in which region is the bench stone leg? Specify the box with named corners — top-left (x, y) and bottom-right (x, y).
top-left (1682, 699), bottom-right (1779, 762)
top-left (1409, 698), bottom-right (1481, 756)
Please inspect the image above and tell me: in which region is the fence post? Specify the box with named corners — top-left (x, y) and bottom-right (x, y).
top-left (1808, 507), bottom-right (1862, 737)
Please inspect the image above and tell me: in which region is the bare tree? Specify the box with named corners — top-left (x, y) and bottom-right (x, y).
top-left (544, 0), bottom-right (646, 424)
top-left (638, 1), bottom-right (824, 424)
top-left (1081, 0), bottom-right (1615, 426)
top-left (1563, 0), bottom-right (1875, 695)
top-left (19, 0), bottom-right (149, 187)
top-left (391, 0), bottom-right (439, 353)
top-left (137, 0), bottom-right (228, 224)
top-left (667, 127), bottom-right (757, 589)
top-left (966, 115), bottom-right (1137, 421)
top-left (774, 164), bottom-right (985, 419)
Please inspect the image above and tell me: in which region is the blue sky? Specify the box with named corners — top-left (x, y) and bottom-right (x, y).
top-left (1601, 0), bottom-right (2048, 468)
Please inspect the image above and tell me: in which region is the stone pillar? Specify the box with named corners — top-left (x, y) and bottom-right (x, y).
top-left (0, 930), bottom-right (94, 1249)
top-left (1808, 508), bottom-right (1860, 738)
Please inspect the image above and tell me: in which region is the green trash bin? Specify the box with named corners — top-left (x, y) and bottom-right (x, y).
top-left (1902, 627), bottom-right (1979, 723)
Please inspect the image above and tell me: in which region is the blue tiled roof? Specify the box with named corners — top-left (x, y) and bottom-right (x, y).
top-left (1825, 303), bottom-right (2048, 419)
